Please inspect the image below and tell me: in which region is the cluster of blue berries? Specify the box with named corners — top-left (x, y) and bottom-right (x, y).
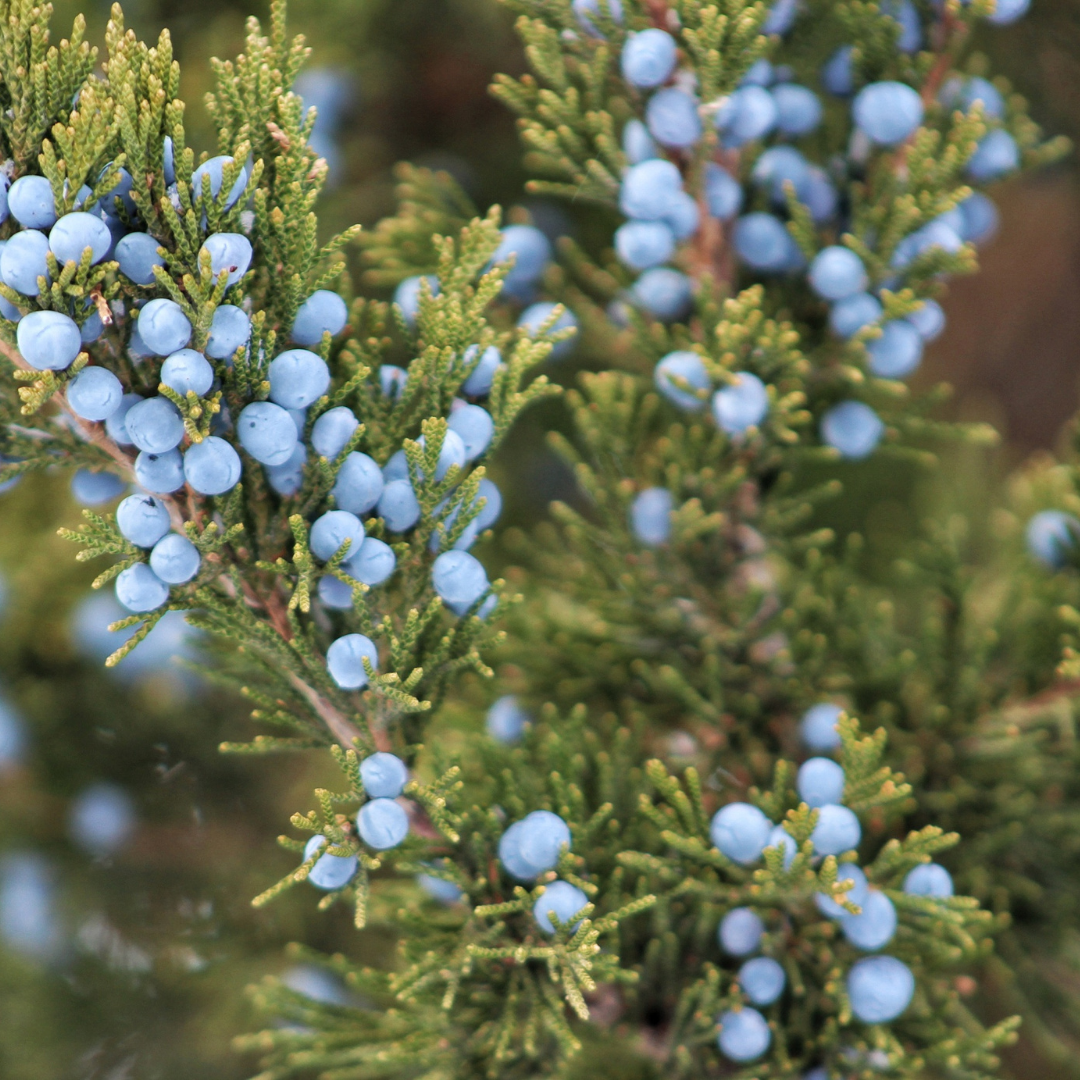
top-left (497, 810), bottom-right (589, 934)
top-left (711, 760), bottom-right (955, 1061)
top-left (304, 752), bottom-right (411, 890)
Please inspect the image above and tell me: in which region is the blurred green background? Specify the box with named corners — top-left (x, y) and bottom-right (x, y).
top-left (1, 0), bottom-right (1079, 1076)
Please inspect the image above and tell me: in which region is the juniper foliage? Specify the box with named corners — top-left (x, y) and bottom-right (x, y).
top-left (0, 0), bottom-right (1075, 1078)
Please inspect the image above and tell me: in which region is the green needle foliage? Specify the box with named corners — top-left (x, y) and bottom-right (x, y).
top-left (0, 0), bottom-right (1078, 1078)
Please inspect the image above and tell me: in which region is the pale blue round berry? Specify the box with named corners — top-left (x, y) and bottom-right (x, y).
top-left (615, 220), bottom-right (676, 271)
top-left (71, 470), bottom-right (125, 505)
top-left (310, 509), bottom-right (364, 562)
top-left (475, 478), bottom-right (503, 530)
top-left (126, 396), bottom-right (184, 454)
top-left (712, 372), bottom-right (768, 434)
top-left (868, 320), bottom-right (923, 379)
top-left (379, 364), bottom-right (407, 399)
top-left (733, 213), bottom-right (798, 272)
top-left (517, 302), bottom-right (578, 360)
top-left (357, 797), bottom-right (409, 850)
top-left (847, 955), bottom-right (914, 1023)
top-left (128, 321), bottom-right (155, 360)
top-left (518, 810), bottom-right (572, 872)
top-left (448, 404), bottom-right (494, 460)
top-left (710, 802), bottom-right (772, 864)
top-left (49, 211), bottom-right (111, 265)
top-left (662, 190), bottom-right (700, 240)
top-left (191, 155), bottom-right (250, 209)
top-left (882, 0), bottom-right (922, 50)
top-left (344, 536), bottom-right (396, 585)
top-left (967, 129), bottom-right (1019, 181)
top-left (498, 821), bottom-right (537, 880)
top-left (619, 159), bottom-right (683, 221)
top-left (772, 83), bottom-right (823, 135)
top-left (183, 436), bottom-right (241, 495)
top-left (268, 349), bottom-right (330, 410)
top-left (646, 87), bottom-right (702, 149)
top-left (704, 164), bottom-right (743, 220)
top-left (135, 449), bottom-right (185, 493)
top-left (8, 175), bottom-right (56, 229)
top-left (487, 695), bottom-right (528, 743)
top-left (149, 532), bottom-right (201, 584)
top-left (79, 305), bottom-right (103, 343)
top-left (291, 290), bottom-right (348, 346)
top-left (801, 702), bottom-right (843, 750)
top-left (318, 575), bottom-right (354, 609)
top-left (853, 81), bottom-right (923, 145)
top-left (623, 118), bottom-right (659, 164)
top-left (820, 401), bottom-right (884, 459)
top-left (630, 487), bottom-right (673, 546)
top-left (332, 451), bottom-right (384, 515)
top-left (739, 957), bottom-right (786, 1006)
top-left (717, 85), bottom-right (778, 147)
top-left (1, 229), bottom-right (51, 294)
top-left (384, 447), bottom-right (409, 480)
top-left (461, 345), bottom-right (501, 396)
top-left (903, 863), bottom-right (953, 897)
top-left (534, 880), bottom-right (589, 934)
top-left (840, 888), bottom-right (897, 950)
top-left (267, 443), bottom-right (306, 494)
top-left (67, 366), bottom-right (122, 420)
top-left (797, 758), bottom-right (846, 808)
top-left (492, 225), bottom-right (552, 299)
top-left (763, 0), bottom-right (798, 33)
top-left (311, 406), bottom-right (359, 459)
top-left (631, 267), bottom-right (692, 321)
top-left (360, 752), bottom-right (408, 798)
top-left (237, 401), bottom-right (298, 466)
top-left (986, 0), bottom-right (1029, 25)
top-left (955, 76), bottom-right (1005, 119)
top-left (816, 863), bottom-right (869, 918)
top-left (906, 299), bottom-right (945, 341)
top-left (378, 479), bottom-right (421, 532)
top-left (161, 349), bottom-right (213, 397)
top-left (1026, 510), bottom-right (1080, 569)
top-left (572, 0), bottom-right (623, 36)
top-left (655, 351), bottom-right (709, 411)
top-left (395, 275), bottom-right (439, 328)
top-left (200, 232), bottom-right (253, 287)
top-left (717, 1007), bottom-right (771, 1061)
top-left (97, 165), bottom-right (137, 220)
top-left (68, 782), bottom-right (135, 855)
top-left (418, 872), bottom-right (463, 904)
top-left (139, 299), bottom-right (192, 356)
top-left (809, 246), bottom-right (868, 301)
top-left (327, 632), bottom-right (379, 689)
top-left (117, 494), bottom-right (171, 547)
top-left (116, 562), bottom-right (170, 612)
top-left (766, 824), bottom-right (797, 870)
top-left (745, 59), bottom-right (778, 86)
top-left (621, 28), bottom-right (677, 88)
top-left (811, 804), bottom-right (861, 856)
top-left (206, 304), bottom-right (251, 359)
top-left (751, 145), bottom-right (811, 204)
top-left (831, 293), bottom-right (882, 338)
top-left (17, 310), bottom-right (81, 370)
top-left (822, 46), bottom-right (854, 96)
top-left (303, 833), bottom-right (357, 889)
top-left (719, 907), bottom-right (764, 955)
top-left (958, 192), bottom-right (999, 244)
top-left (803, 167), bottom-right (839, 223)
top-left (432, 550), bottom-right (489, 616)
top-left (115, 231), bottom-right (164, 285)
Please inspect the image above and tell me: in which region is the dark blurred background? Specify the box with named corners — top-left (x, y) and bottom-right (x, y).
top-left (0, 0), bottom-right (1079, 1076)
